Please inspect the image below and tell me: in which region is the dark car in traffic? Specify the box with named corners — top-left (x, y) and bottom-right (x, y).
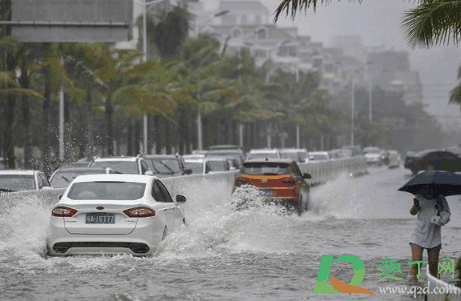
top-left (404, 149), bottom-right (461, 175)
top-left (141, 154), bottom-right (192, 178)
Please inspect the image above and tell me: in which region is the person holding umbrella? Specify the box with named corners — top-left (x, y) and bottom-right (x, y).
top-left (398, 170), bottom-right (457, 280)
top-left (408, 185), bottom-right (450, 280)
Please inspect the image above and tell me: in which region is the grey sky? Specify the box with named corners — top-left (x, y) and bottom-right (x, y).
top-left (203, 0), bottom-right (461, 128)
top-left (268, 0), bottom-right (461, 123)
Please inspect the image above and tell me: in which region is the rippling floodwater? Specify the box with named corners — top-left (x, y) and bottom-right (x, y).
top-left (1, 166), bottom-right (460, 301)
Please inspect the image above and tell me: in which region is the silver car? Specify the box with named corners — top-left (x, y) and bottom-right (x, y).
top-left (0, 170), bottom-right (50, 192)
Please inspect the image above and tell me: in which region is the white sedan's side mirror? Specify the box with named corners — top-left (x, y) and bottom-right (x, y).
top-left (176, 194), bottom-right (187, 203)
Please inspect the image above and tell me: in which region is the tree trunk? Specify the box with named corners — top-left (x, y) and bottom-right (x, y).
top-left (1, 0), bottom-right (14, 169)
top-left (86, 89), bottom-right (93, 159)
top-left (154, 115), bottom-right (161, 154)
top-left (127, 117), bottom-right (134, 156)
top-left (105, 95), bottom-right (114, 156)
top-left (41, 71), bottom-right (52, 174)
top-left (64, 93), bottom-right (71, 161)
top-left (20, 58), bottom-right (32, 169)
top-left (165, 116), bottom-right (170, 154)
top-left (134, 118), bottom-right (140, 155)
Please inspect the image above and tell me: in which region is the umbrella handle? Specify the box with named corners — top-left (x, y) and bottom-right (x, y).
top-left (436, 196), bottom-right (444, 212)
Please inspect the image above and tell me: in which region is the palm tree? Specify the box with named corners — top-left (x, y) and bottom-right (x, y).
top-left (449, 66), bottom-right (461, 105)
top-left (62, 43), bottom-right (108, 159)
top-left (273, 0), bottom-right (461, 48)
top-left (0, 37), bottom-right (42, 169)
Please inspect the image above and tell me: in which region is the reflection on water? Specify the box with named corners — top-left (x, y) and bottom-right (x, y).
top-left (0, 167), bottom-right (459, 300)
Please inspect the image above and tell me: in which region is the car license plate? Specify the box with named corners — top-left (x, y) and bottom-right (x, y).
top-left (86, 213), bottom-right (115, 224)
top-left (259, 189), bottom-right (273, 197)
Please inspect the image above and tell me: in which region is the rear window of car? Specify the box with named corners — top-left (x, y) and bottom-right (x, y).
top-left (147, 158), bottom-right (180, 174)
top-left (206, 160), bottom-right (227, 172)
top-left (0, 175), bottom-right (35, 192)
top-left (364, 149), bottom-right (381, 154)
top-left (206, 152), bottom-right (243, 164)
top-left (91, 161), bottom-right (138, 174)
top-left (50, 170), bottom-right (107, 187)
top-left (246, 153), bottom-right (279, 160)
top-left (280, 152), bottom-right (299, 161)
top-left (242, 163), bottom-right (290, 175)
top-left (185, 162), bottom-right (203, 174)
top-left (67, 182), bottom-right (145, 200)
top-left (309, 154), bottom-right (329, 160)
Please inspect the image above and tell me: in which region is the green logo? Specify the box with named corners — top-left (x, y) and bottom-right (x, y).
top-left (313, 255), bottom-right (376, 296)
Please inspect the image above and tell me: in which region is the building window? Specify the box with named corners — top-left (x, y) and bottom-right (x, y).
top-left (324, 64), bottom-right (334, 73)
top-left (255, 50), bottom-right (267, 58)
top-left (255, 15), bottom-right (261, 24)
top-left (222, 15), bottom-right (237, 26)
top-left (232, 28), bottom-right (242, 38)
top-left (313, 57), bottom-right (322, 68)
top-left (278, 46), bottom-right (288, 57)
top-left (240, 15), bottom-right (247, 25)
top-left (256, 28), bottom-right (266, 40)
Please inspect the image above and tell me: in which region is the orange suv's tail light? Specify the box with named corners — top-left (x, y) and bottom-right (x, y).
top-left (234, 176), bottom-right (247, 186)
top-left (282, 177), bottom-right (296, 185)
top-left (52, 206), bottom-right (77, 217)
top-left (124, 207), bottom-right (155, 217)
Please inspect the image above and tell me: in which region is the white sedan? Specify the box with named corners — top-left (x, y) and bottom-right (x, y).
top-left (0, 169), bottom-right (50, 192)
top-left (47, 174), bottom-right (186, 256)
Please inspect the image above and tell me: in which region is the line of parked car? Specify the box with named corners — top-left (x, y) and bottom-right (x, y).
top-left (0, 144), bottom-right (394, 257)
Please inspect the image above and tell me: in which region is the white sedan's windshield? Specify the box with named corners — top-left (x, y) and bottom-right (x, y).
top-left (68, 182), bottom-right (145, 200)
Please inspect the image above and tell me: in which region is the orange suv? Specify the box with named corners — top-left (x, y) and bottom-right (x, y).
top-left (233, 158), bottom-right (312, 215)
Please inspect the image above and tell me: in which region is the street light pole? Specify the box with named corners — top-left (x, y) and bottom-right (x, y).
top-left (134, 0), bottom-right (165, 154)
top-left (294, 63), bottom-right (300, 149)
top-left (365, 61), bottom-right (373, 125)
top-left (193, 10), bottom-right (230, 151)
top-left (351, 77), bottom-right (355, 146)
top-left (142, 0), bottom-right (148, 153)
top-left (368, 77), bottom-right (372, 125)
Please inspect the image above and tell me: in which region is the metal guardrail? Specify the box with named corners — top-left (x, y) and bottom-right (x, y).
top-left (299, 156), bottom-right (368, 185)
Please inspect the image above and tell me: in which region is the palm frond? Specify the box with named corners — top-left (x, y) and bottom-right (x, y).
top-left (273, 0), bottom-right (361, 22)
top-left (0, 36), bottom-right (16, 52)
top-left (402, 0), bottom-right (461, 48)
top-left (0, 70), bottom-right (18, 86)
top-left (0, 88), bottom-right (43, 99)
top-left (449, 84), bottom-right (461, 104)
top-left (198, 101), bottom-right (220, 115)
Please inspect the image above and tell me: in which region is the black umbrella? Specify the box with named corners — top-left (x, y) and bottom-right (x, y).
top-left (398, 170), bottom-right (461, 196)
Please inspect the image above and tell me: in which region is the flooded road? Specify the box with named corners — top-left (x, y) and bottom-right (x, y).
top-left (1, 166), bottom-right (460, 300)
